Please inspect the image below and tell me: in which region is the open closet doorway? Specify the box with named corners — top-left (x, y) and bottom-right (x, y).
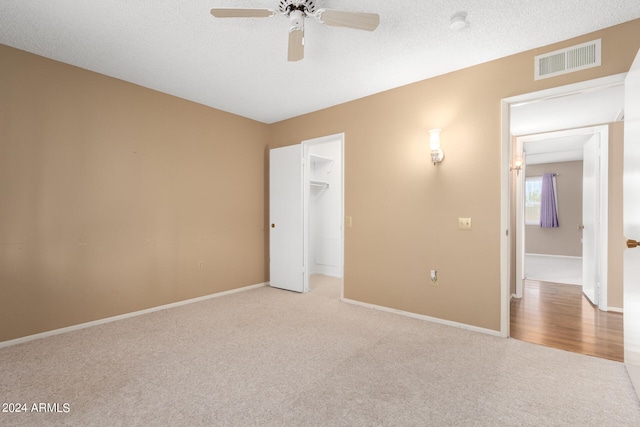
top-left (268, 133), bottom-right (344, 297)
top-left (303, 134), bottom-right (345, 299)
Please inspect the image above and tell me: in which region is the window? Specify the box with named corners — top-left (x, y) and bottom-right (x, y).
top-left (525, 176), bottom-right (542, 225)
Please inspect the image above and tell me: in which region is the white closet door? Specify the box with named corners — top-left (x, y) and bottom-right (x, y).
top-left (269, 145), bottom-right (304, 292)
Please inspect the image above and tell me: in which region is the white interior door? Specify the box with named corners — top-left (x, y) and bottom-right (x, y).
top-left (582, 134), bottom-right (599, 305)
top-left (269, 145), bottom-right (305, 292)
top-left (624, 49), bottom-right (640, 394)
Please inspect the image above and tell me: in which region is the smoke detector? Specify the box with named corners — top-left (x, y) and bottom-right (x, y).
top-left (450, 12), bottom-right (469, 31)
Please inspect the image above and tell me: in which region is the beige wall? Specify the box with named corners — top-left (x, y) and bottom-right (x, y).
top-left (0, 44), bottom-right (269, 342)
top-left (525, 161), bottom-right (583, 257)
top-left (269, 19), bottom-right (640, 331)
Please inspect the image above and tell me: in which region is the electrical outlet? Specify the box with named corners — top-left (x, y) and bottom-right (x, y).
top-left (458, 217), bottom-right (472, 230)
top-left (430, 270), bottom-right (438, 284)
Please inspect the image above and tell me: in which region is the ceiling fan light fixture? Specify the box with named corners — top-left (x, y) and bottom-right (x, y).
top-left (450, 12), bottom-right (469, 31)
top-left (289, 9), bottom-right (305, 28)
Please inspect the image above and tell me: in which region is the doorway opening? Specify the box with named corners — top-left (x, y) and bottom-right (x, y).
top-left (509, 125), bottom-right (624, 361)
top-left (514, 125), bottom-right (609, 307)
top-left (303, 134), bottom-right (345, 298)
top-left (500, 74), bottom-right (626, 342)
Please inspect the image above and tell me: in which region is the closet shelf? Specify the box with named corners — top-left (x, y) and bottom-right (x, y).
top-left (309, 154), bottom-right (333, 164)
top-left (310, 154), bottom-right (334, 174)
top-left (310, 180), bottom-right (330, 189)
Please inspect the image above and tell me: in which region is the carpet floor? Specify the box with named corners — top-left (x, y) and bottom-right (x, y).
top-left (1, 275), bottom-right (639, 426)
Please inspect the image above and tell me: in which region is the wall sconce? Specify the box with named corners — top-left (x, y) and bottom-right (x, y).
top-left (510, 159), bottom-right (523, 176)
top-left (429, 129), bottom-right (444, 165)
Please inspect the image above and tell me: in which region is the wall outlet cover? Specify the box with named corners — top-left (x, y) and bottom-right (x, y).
top-left (458, 218), bottom-right (472, 230)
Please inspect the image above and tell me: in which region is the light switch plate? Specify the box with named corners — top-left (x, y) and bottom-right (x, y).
top-left (458, 217), bottom-right (472, 230)
top-left (345, 216), bottom-right (353, 228)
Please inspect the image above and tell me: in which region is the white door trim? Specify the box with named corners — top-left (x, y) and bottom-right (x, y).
top-left (500, 73), bottom-right (625, 337)
top-left (514, 140), bottom-right (526, 299)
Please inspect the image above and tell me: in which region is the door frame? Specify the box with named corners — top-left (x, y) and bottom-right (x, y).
top-left (302, 133), bottom-right (345, 297)
top-left (513, 125), bottom-right (609, 307)
top-left (500, 73), bottom-right (625, 337)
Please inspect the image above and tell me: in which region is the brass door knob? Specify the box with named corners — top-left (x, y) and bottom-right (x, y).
top-left (628, 239), bottom-right (639, 249)
top-left (577, 224), bottom-right (585, 230)
top-left (271, 224), bottom-right (275, 228)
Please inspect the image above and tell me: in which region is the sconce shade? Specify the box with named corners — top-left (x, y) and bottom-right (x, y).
top-left (429, 129), bottom-right (441, 151)
top-left (429, 129), bottom-right (444, 164)
top-left (511, 159), bottom-right (523, 175)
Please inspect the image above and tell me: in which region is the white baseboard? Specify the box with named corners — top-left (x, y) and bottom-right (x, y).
top-left (0, 282), bottom-right (268, 349)
top-left (526, 253), bottom-right (582, 260)
top-left (607, 306), bottom-right (623, 314)
top-left (311, 265), bottom-right (342, 278)
top-left (341, 298), bottom-right (502, 338)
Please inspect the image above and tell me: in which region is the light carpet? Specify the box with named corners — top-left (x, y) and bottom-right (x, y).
top-left (1, 275), bottom-right (639, 426)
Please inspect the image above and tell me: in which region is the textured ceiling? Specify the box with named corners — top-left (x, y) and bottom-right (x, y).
top-left (1, 1), bottom-right (639, 124)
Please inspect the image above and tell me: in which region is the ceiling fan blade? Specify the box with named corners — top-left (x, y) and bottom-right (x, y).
top-left (288, 27), bottom-right (304, 62)
top-left (210, 8), bottom-right (275, 18)
top-left (317, 9), bottom-right (379, 31)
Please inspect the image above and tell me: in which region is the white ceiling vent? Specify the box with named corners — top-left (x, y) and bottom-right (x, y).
top-left (534, 39), bottom-right (601, 80)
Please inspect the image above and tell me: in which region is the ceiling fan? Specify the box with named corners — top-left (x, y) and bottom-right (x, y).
top-left (210, 0), bottom-right (380, 62)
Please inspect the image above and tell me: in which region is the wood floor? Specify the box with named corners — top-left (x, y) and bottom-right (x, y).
top-left (510, 280), bottom-right (624, 362)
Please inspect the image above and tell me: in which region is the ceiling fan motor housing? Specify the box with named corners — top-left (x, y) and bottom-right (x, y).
top-left (278, 0), bottom-right (316, 16)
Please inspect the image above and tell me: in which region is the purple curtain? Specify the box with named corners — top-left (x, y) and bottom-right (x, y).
top-left (540, 173), bottom-right (559, 228)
